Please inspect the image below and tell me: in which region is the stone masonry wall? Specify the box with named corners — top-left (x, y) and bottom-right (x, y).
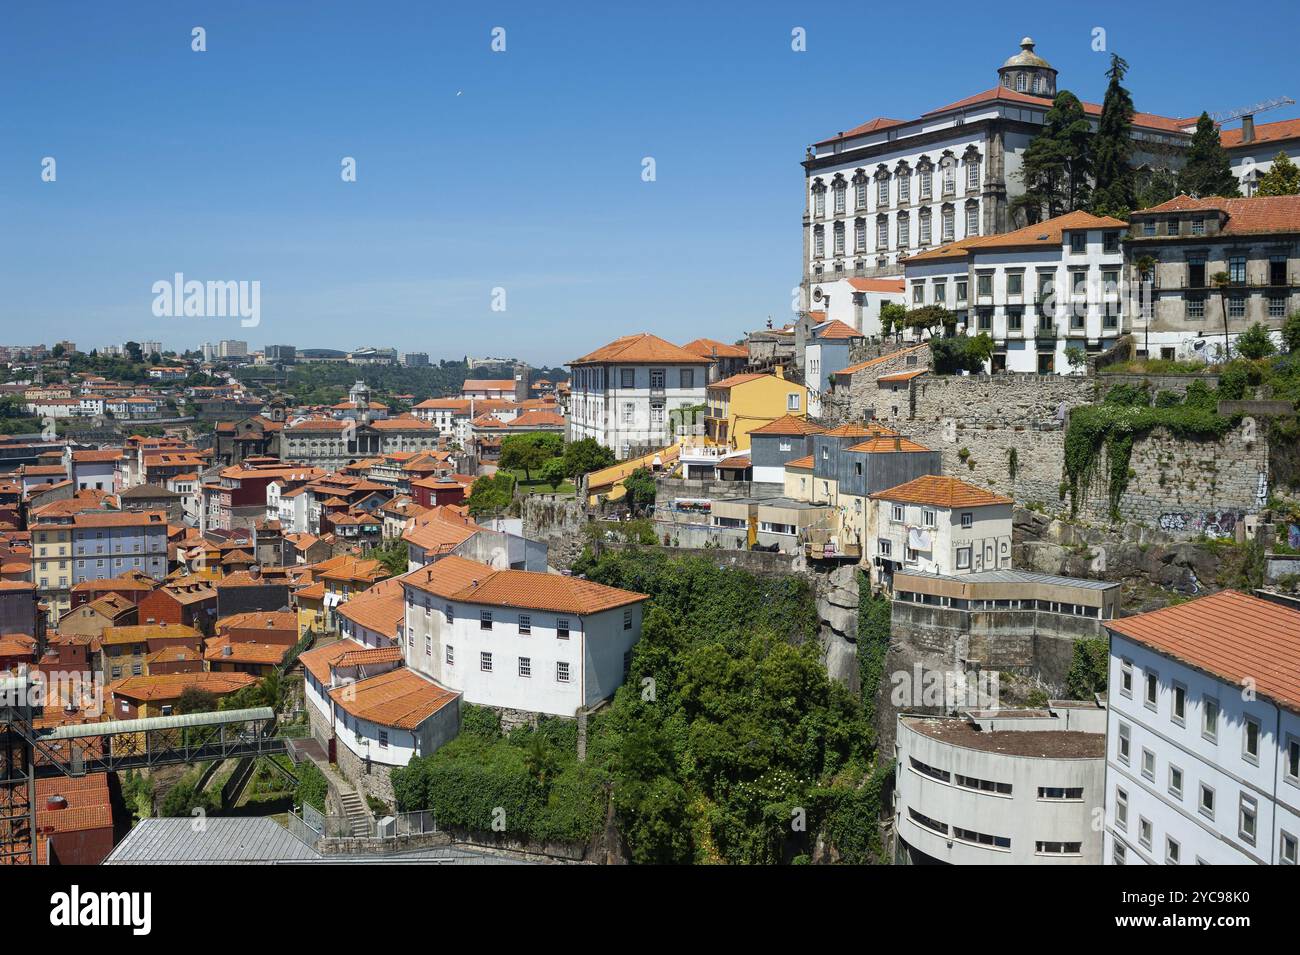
top-left (1074, 422), bottom-right (1269, 533)
top-left (891, 374), bottom-right (1266, 536)
top-left (522, 495), bottom-right (588, 571)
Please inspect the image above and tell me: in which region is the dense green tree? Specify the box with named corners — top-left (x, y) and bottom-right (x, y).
top-left (1014, 90), bottom-right (1093, 222)
top-left (466, 472), bottom-right (515, 517)
top-left (1257, 151), bottom-right (1300, 196)
top-left (879, 302), bottom-right (907, 340)
top-left (562, 438), bottom-right (615, 481)
top-left (902, 304), bottom-right (953, 339)
top-left (159, 779), bottom-right (214, 817)
top-left (539, 457), bottom-right (568, 491)
top-left (1135, 166), bottom-right (1179, 209)
top-left (1283, 311), bottom-right (1300, 353)
top-left (622, 467), bottom-right (657, 512)
top-left (1236, 322), bottom-right (1277, 360)
top-left (930, 333), bottom-right (995, 375)
top-left (1090, 55), bottom-right (1137, 218)
top-left (1178, 113), bottom-right (1240, 199)
top-left (366, 536), bottom-right (409, 576)
top-left (499, 431), bottom-right (563, 481)
top-left (1065, 638), bottom-right (1109, 698)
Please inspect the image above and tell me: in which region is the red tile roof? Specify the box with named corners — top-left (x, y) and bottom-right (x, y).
top-left (1132, 194), bottom-right (1300, 236)
top-left (405, 554), bottom-right (648, 615)
top-left (785, 455), bottom-right (815, 470)
top-left (813, 116), bottom-right (907, 146)
top-left (681, 338), bottom-right (749, 359)
top-left (1107, 590), bottom-right (1300, 714)
top-left (869, 474), bottom-right (1010, 506)
top-left (813, 319), bottom-right (863, 340)
top-left (1220, 116), bottom-right (1300, 149)
top-left (329, 667), bottom-right (459, 730)
top-left (571, 333), bottom-right (709, 366)
top-left (845, 277), bottom-right (906, 294)
top-left (835, 344), bottom-right (931, 377)
top-left (847, 435), bottom-right (931, 454)
top-left (748, 415), bottom-right (826, 437)
top-left (908, 210), bottom-right (1128, 262)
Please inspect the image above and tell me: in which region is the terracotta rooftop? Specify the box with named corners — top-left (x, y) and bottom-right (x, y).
top-left (1106, 590), bottom-right (1300, 714)
top-left (571, 333), bottom-right (709, 366)
top-left (870, 474), bottom-right (1011, 507)
top-left (405, 555), bottom-right (648, 615)
top-left (822, 421), bottom-right (900, 438)
top-left (1131, 194), bottom-right (1300, 236)
top-left (847, 435), bottom-right (932, 454)
top-left (708, 372), bottom-right (773, 391)
top-left (335, 645), bottom-right (403, 668)
top-left (835, 344), bottom-right (931, 377)
top-left (908, 210), bottom-right (1129, 262)
top-left (108, 670), bottom-right (257, 702)
top-left (748, 415), bottom-right (826, 437)
top-left (812, 319), bottom-right (863, 340)
top-left (845, 277), bottom-right (906, 294)
top-left (784, 455), bottom-right (815, 470)
top-left (298, 639), bottom-right (354, 685)
top-left (877, 369), bottom-right (930, 384)
top-left (329, 666), bottom-right (459, 730)
top-left (680, 337), bottom-right (748, 359)
top-left (1220, 116), bottom-right (1300, 149)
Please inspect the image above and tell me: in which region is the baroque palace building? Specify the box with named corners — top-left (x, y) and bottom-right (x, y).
top-left (802, 37), bottom-right (1203, 322)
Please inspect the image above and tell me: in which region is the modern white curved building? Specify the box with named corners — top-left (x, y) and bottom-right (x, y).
top-left (894, 704), bottom-right (1106, 864)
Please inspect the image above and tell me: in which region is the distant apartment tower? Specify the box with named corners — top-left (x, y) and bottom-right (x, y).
top-left (203, 340), bottom-right (249, 361)
top-left (402, 352), bottom-right (430, 367)
top-left (1103, 590), bottom-right (1300, 865)
top-left (264, 344), bottom-right (297, 363)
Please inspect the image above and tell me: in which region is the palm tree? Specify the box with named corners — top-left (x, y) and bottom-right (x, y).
top-left (1211, 271), bottom-right (1232, 361)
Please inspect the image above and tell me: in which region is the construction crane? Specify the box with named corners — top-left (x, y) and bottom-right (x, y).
top-left (1208, 96), bottom-right (1295, 125)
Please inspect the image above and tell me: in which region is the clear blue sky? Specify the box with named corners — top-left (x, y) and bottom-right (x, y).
top-left (2, 1), bottom-right (1297, 366)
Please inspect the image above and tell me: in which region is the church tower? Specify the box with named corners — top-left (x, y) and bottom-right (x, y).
top-left (998, 37), bottom-right (1057, 98)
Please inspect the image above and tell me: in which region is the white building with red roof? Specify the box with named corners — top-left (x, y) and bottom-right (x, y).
top-left (803, 35), bottom-right (1201, 308)
top-left (567, 333), bottom-right (709, 459)
top-left (903, 209), bottom-right (1129, 373)
top-left (401, 555), bottom-right (648, 718)
top-left (1104, 589), bottom-right (1300, 865)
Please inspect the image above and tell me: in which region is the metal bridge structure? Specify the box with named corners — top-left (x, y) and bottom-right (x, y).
top-left (0, 675), bottom-right (290, 865)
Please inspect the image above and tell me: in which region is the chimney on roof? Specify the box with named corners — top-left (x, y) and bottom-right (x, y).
top-left (894, 435), bottom-right (901, 450)
top-left (1241, 114), bottom-right (1256, 144)
top-left (45, 794), bottom-right (67, 811)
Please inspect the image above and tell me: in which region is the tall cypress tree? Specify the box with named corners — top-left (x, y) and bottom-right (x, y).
top-left (1014, 91), bottom-right (1094, 223)
top-left (1090, 54), bottom-right (1136, 218)
top-left (1178, 113), bottom-right (1241, 198)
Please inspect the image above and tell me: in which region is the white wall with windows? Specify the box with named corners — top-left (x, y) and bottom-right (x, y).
top-left (871, 497), bottom-right (1013, 578)
top-left (402, 588), bottom-right (644, 717)
top-left (903, 223), bottom-right (1126, 374)
top-left (1104, 634), bottom-right (1300, 865)
top-left (567, 362), bottom-right (707, 459)
top-left (895, 713), bottom-right (1106, 865)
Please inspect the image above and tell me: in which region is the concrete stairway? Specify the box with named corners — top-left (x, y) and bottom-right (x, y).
top-left (338, 789), bottom-right (371, 838)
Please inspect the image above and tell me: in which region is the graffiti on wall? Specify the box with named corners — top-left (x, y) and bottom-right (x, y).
top-left (1158, 510), bottom-right (1242, 538)
top-left (1289, 523), bottom-right (1300, 551)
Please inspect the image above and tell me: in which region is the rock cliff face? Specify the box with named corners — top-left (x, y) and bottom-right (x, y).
top-left (814, 564), bottom-right (861, 693)
top-left (1012, 506), bottom-right (1222, 608)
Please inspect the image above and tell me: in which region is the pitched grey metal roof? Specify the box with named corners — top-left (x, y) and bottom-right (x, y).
top-left (105, 817), bottom-right (321, 864)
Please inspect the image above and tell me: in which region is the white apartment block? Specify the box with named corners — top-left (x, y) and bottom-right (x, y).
top-left (903, 210), bottom-right (1127, 374)
top-left (567, 333), bottom-right (709, 459)
top-left (1104, 590), bottom-right (1300, 866)
top-left (895, 705), bottom-right (1108, 865)
top-left (868, 475), bottom-right (1014, 579)
top-left (401, 555), bottom-right (648, 718)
